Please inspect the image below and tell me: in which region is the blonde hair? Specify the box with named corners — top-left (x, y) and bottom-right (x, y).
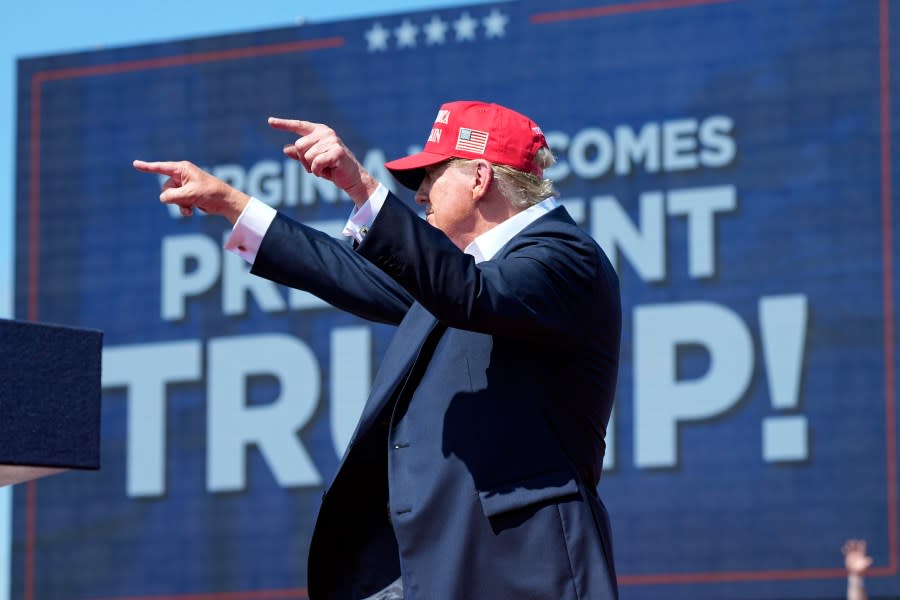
top-left (449, 147), bottom-right (559, 209)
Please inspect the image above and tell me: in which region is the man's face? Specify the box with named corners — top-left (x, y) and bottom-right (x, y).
top-left (414, 160), bottom-right (478, 249)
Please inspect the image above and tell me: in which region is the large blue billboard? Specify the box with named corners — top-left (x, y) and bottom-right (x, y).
top-left (13, 0), bottom-right (900, 598)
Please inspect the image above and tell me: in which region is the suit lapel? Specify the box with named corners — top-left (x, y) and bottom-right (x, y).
top-left (347, 302), bottom-right (439, 448)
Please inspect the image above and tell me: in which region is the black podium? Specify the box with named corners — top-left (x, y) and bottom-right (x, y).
top-left (0, 319), bottom-right (102, 485)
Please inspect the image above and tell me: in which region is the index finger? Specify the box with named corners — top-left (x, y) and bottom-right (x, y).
top-left (133, 160), bottom-right (181, 176)
top-left (268, 117), bottom-right (318, 135)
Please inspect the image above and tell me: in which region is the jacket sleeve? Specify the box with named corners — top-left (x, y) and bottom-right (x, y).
top-left (251, 212), bottom-right (414, 326)
top-left (355, 193), bottom-right (618, 341)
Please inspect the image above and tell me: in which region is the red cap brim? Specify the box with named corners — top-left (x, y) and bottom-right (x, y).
top-left (384, 150), bottom-right (451, 190)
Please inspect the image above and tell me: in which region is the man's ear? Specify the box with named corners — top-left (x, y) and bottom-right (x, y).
top-left (471, 159), bottom-right (494, 201)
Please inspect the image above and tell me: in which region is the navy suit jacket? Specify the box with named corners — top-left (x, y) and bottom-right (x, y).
top-left (252, 192), bottom-right (621, 599)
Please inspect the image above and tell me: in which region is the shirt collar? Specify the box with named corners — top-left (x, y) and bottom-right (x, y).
top-left (464, 197), bottom-right (561, 264)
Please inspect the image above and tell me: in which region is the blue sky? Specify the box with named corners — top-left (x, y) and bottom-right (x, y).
top-left (0, 0), bottom-right (489, 319)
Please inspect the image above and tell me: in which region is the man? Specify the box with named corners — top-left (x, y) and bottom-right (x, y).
top-left (134, 100), bottom-right (621, 599)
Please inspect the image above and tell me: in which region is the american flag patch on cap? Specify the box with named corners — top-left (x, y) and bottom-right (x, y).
top-left (455, 128), bottom-right (489, 154)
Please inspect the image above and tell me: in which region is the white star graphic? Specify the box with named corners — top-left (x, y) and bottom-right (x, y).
top-left (365, 22), bottom-right (390, 52)
top-left (394, 19), bottom-right (419, 48)
top-left (423, 15), bottom-right (448, 45)
top-left (453, 12), bottom-right (478, 42)
top-left (482, 9), bottom-right (509, 38)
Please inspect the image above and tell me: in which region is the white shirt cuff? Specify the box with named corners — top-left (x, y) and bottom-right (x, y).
top-left (342, 183), bottom-right (389, 242)
top-left (224, 196), bottom-right (277, 264)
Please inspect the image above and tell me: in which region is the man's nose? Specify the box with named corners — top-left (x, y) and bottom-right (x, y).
top-left (414, 189), bottom-right (428, 205)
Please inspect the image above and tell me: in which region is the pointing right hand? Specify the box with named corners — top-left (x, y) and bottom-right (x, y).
top-left (132, 160), bottom-right (250, 224)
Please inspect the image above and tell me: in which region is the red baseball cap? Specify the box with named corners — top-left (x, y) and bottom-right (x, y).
top-left (385, 100), bottom-right (548, 190)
